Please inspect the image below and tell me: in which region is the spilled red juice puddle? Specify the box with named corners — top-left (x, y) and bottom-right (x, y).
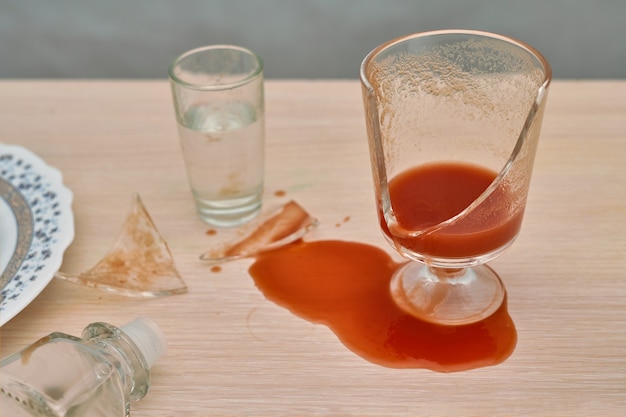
top-left (248, 239), bottom-right (517, 372)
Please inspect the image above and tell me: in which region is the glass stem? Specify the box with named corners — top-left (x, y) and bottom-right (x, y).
top-left (428, 267), bottom-right (467, 281)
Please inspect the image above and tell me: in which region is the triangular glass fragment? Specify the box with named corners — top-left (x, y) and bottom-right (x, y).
top-left (200, 200), bottom-right (319, 264)
top-left (55, 193), bottom-right (187, 297)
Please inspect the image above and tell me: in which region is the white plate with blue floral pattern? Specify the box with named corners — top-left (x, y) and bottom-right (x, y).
top-left (0, 144), bottom-right (74, 326)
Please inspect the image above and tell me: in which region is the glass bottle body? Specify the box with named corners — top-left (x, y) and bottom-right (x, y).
top-left (0, 320), bottom-right (162, 417)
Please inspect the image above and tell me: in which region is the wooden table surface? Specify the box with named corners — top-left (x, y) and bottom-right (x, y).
top-left (0, 80), bottom-right (625, 416)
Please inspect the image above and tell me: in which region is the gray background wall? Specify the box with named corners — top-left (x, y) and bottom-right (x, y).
top-left (1, 0), bottom-right (625, 79)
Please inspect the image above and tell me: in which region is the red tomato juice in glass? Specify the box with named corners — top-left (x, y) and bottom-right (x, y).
top-left (380, 162), bottom-right (524, 258)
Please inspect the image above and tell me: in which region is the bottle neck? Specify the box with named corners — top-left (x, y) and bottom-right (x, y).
top-left (82, 322), bottom-right (152, 401)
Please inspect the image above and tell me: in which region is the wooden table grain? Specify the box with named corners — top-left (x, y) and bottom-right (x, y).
top-left (1, 80), bottom-right (625, 416)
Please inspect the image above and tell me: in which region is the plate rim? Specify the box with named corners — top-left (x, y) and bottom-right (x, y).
top-left (0, 143), bottom-right (75, 327)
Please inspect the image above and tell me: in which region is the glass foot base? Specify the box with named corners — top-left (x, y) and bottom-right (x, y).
top-left (390, 263), bottom-right (505, 326)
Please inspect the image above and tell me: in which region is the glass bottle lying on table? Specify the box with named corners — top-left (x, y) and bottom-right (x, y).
top-left (0, 317), bottom-right (167, 417)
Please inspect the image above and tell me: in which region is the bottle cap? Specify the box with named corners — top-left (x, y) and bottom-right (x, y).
top-left (120, 317), bottom-right (168, 368)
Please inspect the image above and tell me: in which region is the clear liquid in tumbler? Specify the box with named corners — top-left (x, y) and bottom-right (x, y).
top-left (177, 101), bottom-right (265, 227)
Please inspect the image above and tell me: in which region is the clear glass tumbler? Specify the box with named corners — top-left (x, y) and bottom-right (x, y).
top-left (169, 45), bottom-right (265, 227)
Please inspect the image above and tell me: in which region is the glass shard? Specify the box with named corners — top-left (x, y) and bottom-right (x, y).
top-left (200, 200), bottom-right (319, 263)
top-left (55, 193), bottom-right (187, 297)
